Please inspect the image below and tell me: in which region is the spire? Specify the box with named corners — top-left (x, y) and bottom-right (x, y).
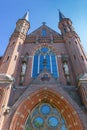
top-left (22, 10), bottom-right (29, 21)
top-left (58, 10), bottom-right (66, 22)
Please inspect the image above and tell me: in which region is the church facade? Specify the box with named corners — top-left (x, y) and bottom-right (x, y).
top-left (0, 11), bottom-right (87, 130)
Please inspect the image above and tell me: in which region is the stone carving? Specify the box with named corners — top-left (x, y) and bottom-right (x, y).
top-left (21, 62), bottom-right (26, 75)
top-left (63, 62), bottom-right (69, 75)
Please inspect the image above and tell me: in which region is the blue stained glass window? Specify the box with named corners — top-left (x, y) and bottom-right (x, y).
top-left (51, 55), bottom-right (58, 78)
top-left (32, 55), bottom-right (38, 77)
top-left (40, 104), bottom-right (51, 115)
top-left (42, 29), bottom-right (47, 36)
top-left (48, 116), bottom-right (59, 127)
top-left (33, 117), bottom-right (44, 128)
top-left (25, 103), bottom-right (68, 130)
top-left (32, 47), bottom-right (58, 78)
top-left (46, 55), bottom-right (50, 71)
top-left (41, 47), bottom-right (48, 53)
top-left (61, 125), bottom-right (67, 130)
top-left (40, 55), bottom-right (44, 72)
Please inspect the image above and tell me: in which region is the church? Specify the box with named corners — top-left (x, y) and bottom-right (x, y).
top-left (0, 11), bottom-right (87, 130)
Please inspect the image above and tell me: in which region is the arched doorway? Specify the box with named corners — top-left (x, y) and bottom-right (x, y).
top-left (9, 88), bottom-right (83, 130)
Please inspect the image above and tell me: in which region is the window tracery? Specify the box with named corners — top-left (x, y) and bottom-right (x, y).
top-left (32, 47), bottom-right (58, 78)
top-left (25, 103), bottom-right (67, 130)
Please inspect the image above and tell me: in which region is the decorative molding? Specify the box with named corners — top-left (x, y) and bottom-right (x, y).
top-left (0, 74), bottom-right (14, 84)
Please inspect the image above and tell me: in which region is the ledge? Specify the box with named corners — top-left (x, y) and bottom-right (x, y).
top-left (0, 73), bottom-right (14, 83)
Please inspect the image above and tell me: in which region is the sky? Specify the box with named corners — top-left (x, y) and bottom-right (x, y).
top-left (0, 0), bottom-right (87, 56)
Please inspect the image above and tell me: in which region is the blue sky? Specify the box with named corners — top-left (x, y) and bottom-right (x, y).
top-left (0, 0), bottom-right (87, 55)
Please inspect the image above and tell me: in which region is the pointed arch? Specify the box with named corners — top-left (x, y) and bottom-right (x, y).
top-left (32, 46), bottom-right (58, 78)
top-left (9, 88), bottom-right (83, 130)
top-left (32, 43), bottom-right (57, 56)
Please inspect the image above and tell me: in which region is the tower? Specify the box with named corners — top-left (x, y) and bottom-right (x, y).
top-left (0, 11), bottom-right (87, 130)
top-left (58, 11), bottom-right (87, 77)
top-left (0, 11), bottom-right (30, 75)
top-left (58, 11), bottom-right (87, 108)
top-left (0, 11), bottom-right (30, 130)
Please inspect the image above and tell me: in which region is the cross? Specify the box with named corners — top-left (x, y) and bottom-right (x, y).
top-left (42, 22), bottom-right (46, 25)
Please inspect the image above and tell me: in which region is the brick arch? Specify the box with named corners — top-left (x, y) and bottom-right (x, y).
top-left (32, 43), bottom-right (57, 55)
top-left (9, 88), bottom-right (83, 130)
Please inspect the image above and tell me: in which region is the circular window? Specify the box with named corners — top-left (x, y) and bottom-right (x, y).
top-left (25, 103), bottom-right (67, 130)
top-left (40, 104), bottom-right (51, 115)
top-left (48, 116), bottom-right (59, 127)
top-left (33, 116), bottom-right (44, 128)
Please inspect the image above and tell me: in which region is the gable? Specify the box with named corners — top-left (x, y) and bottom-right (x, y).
top-left (28, 24), bottom-right (61, 37)
top-left (25, 23), bottom-right (63, 44)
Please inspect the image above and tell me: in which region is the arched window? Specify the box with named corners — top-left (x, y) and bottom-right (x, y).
top-left (25, 103), bottom-right (67, 130)
top-left (32, 47), bottom-right (58, 78)
top-left (42, 29), bottom-right (47, 36)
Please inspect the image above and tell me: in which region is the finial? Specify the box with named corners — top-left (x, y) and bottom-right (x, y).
top-left (42, 22), bottom-right (46, 25)
top-left (58, 10), bottom-right (66, 22)
top-left (22, 10), bottom-right (29, 21)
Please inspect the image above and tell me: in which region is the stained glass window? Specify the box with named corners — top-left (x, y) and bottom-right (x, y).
top-left (32, 47), bottom-right (58, 78)
top-left (42, 29), bottom-right (47, 36)
top-left (25, 103), bottom-right (68, 130)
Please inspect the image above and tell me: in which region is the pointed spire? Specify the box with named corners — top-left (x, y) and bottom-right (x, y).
top-left (22, 10), bottom-right (29, 21)
top-left (58, 10), bottom-right (66, 22)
